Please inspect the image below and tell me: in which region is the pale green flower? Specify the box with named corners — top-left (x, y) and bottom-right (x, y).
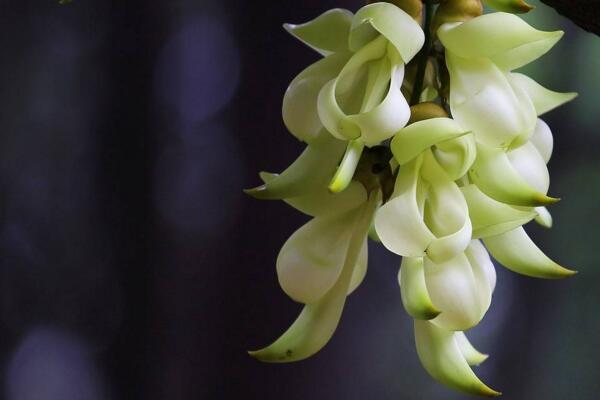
top-left (375, 118), bottom-right (474, 262)
top-left (247, 3), bottom-right (579, 397)
top-left (249, 191), bottom-right (379, 362)
top-left (282, 3), bottom-right (424, 192)
top-left (414, 320), bottom-right (501, 397)
top-left (438, 12), bottom-right (566, 148)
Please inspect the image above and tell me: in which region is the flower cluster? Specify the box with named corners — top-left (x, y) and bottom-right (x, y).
top-left (246, 1), bottom-right (576, 396)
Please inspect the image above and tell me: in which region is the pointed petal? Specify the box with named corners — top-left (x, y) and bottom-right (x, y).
top-left (259, 172), bottom-right (367, 217)
top-left (469, 141), bottom-right (558, 207)
top-left (283, 53), bottom-right (352, 143)
top-left (439, 13), bottom-right (563, 71)
top-left (390, 117), bottom-right (469, 165)
top-left (534, 206), bottom-right (553, 228)
top-left (348, 238), bottom-right (368, 295)
top-left (249, 193), bottom-right (378, 362)
top-left (509, 73), bottom-right (577, 116)
top-left (349, 2), bottom-right (424, 63)
top-left (414, 320), bottom-right (501, 397)
top-left (375, 157), bottom-right (435, 257)
top-left (483, 227), bottom-right (576, 279)
top-left (399, 257), bottom-right (441, 320)
top-left (461, 184), bottom-right (536, 239)
top-left (507, 142), bottom-right (550, 194)
top-left (447, 54), bottom-right (536, 148)
top-left (529, 119), bottom-right (553, 164)
top-left (284, 8), bottom-right (353, 56)
top-left (244, 130), bottom-right (345, 199)
top-left (455, 332), bottom-right (489, 367)
top-left (425, 254), bottom-right (487, 331)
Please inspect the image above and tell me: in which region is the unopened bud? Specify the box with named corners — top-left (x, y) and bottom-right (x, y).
top-left (482, 0), bottom-right (534, 14)
top-left (431, 0), bottom-right (483, 35)
top-left (408, 102), bottom-right (448, 124)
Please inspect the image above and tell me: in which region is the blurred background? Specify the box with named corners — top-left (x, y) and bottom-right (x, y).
top-left (0, 0), bottom-right (597, 399)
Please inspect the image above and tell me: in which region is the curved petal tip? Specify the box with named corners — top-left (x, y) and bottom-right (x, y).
top-left (536, 194), bottom-right (560, 205)
top-left (244, 184), bottom-right (268, 198)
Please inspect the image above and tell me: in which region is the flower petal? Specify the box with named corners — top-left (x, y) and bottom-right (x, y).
top-left (348, 61), bottom-right (410, 145)
top-left (277, 207), bottom-right (362, 304)
top-left (432, 134), bottom-right (477, 181)
top-left (317, 36), bottom-right (388, 142)
top-left (466, 240), bottom-right (496, 304)
top-left (469, 141), bottom-right (558, 207)
top-left (455, 332), bottom-right (489, 367)
top-left (375, 157), bottom-right (434, 257)
top-left (399, 257), bottom-right (441, 320)
top-left (414, 320), bottom-right (501, 397)
top-left (283, 53), bottom-right (352, 143)
top-left (529, 119), bottom-right (553, 163)
top-left (250, 193), bottom-right (378, 362)
top-left (259, 172), bottom-right (367, 217)
top-left (507, 142), bottom-right (550, 194)
top-left (483, 227), bottom-right (576, 279)
top-left (424, 181), bottom-right (472, 263)
top-left (509, 73), bottom-right (577, 116)
top-left (348, 238), bottom-right (368, 295)
top-left (244, 130), bottom-right (345, 199)
top-left (534, 206), bottom-right (553, 228)
top-left (284, 8), bottom-right (353, 56)
top-left (349, 2), bottom-right (424, 63)
top-left (446, 53), bottom-right (536, 148)
top-left (425, 253), bottom-right (487, 331)
top-left (438, 13), bottom-right (563, 71)
top-left (390, 117), bottom-right (469, 165)
top-left (461, 184), bottom-right (536, 239)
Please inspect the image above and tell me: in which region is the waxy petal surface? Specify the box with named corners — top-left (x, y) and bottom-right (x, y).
top-left (284, 8), bottom-right (353, 56)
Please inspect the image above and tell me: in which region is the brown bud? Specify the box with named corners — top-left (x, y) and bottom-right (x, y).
top-left (408, 102), bottom-right (448, 124)
top-left (482, 0), bottom-right (533, 14)
top-left (431, 0), bottom-right (483, 36)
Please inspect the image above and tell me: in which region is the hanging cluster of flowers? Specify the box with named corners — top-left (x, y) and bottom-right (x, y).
top-left (246, 0), bottom-right (576, 396)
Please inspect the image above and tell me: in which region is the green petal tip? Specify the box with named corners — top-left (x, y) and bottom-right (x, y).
top-left (536, 194), bottom-right (560, 206)
top-left (554, 266), bottom-right (578, 278)
top-left (472, 353), bottom-right (490, 367)
top-left (243, 185), bottom-right (268, 198)
top-left (479, 386), bottom-right (502, 397)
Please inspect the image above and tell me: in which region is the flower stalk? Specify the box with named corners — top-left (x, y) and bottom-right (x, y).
top-left (410, 0), bottom-right (434, 105)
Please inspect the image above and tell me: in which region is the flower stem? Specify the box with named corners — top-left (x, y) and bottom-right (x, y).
top-left (409, 1), bottom-right (434, 106)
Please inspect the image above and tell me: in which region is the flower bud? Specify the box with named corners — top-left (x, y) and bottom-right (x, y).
top-left (408, 102), bottom-right (448, 124)
top-left (482, 0), bottom-right (533, 14)
top-left (431, 0), bottom-right (483, 35)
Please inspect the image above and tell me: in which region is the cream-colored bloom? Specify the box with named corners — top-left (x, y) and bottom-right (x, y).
top-left (247, 4), bottom-right (579, 397)
top-left (438, 13), bottom-right (564, 148)
top-left (283, 4), bottom-right (424, 146)
top-left (249, 191), bottom-right (379, 362)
